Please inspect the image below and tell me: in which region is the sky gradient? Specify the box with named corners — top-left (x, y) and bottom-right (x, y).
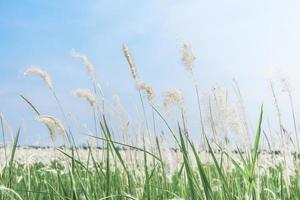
top-left (1, 0), bottom-right (300, 145)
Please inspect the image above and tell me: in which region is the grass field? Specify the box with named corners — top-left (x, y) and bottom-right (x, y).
top-left (0, 45), bottom-right (299, 200)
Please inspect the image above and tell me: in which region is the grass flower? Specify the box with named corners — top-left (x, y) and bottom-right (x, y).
top-left (163, 89), bottom-right (189, 135)
top-left (70, 49), bottom-right (96, 82)
top-left (122, 45), bottom-right (155, 102)
top-left (24, 66), bottom-right (54, 90)
top-left (182, 43), bottom-right (196, 72)
top-left (123, 44), bottom-right (139, 81)
top-left (35, 115), bottom-right (65, 142)
top-left (73, 88), bottom-right (97, 108)
top-left (163, 89), bottom-right (184, 110)
top-left (136, 81), bottom-right (154, 102)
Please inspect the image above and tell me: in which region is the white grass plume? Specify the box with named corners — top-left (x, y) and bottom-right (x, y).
top-left (35, 115), bottom-right (65, 142)
top-left (163, 89), bottom-right (188, 135)
top-left (122, 45), bottom-right (155, 102)
top-left (70, 49), bottom-right (96, 82)
top-left (136, 81), bottom-right (154, 102)
top-left (123, 44), bottom-right (139, 81)
top-left (210, 85), bottom-right (249, 148)
top-left (113, 94), bottom-right (130, 144)
top-left (24, 66), bottom-right (54, 90)
top-left (73, 88), bottom-right (97, 108)
top-left (163, 89), bottom-right (184, 110)
top-left (182, 43), bottom-right (196, 72)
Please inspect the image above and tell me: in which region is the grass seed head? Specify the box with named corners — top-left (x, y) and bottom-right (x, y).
top-left (73, 88), bottom-right (97, 108)
top-left (70, 49), bottom-right (96, 82)
top-left (24, 66), bottom-right (54, 90)
top-left (182, 43), bottom-right (196, 72)
top-left (136, 81), bottom-right (155, 102)
top-left (123, 44), bottom-right (139, 81)
top-left (163, 89), bottom-right (188, 134)
top-left (163, 89), bottom-right (184, 110)
top-left (35, 115), bottom-right (65, 142)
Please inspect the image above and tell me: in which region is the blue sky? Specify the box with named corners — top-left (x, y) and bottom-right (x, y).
top-left (1, 0), bottom-right (300, 145)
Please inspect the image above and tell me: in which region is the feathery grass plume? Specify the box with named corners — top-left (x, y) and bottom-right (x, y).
top-left (73, 88), bottom-right (97, 108)
top-left (24, 66), bottom-right (54, 90)
top-left (35, 115), bottom-right (65, 142)
top-left (123, 44), bottom-right (139, 81)
top-left (280, 77), bottom-right (300, 152)
top-left (210, 85), bottom-right (247, 148)
top-left (136, 81), bottom-right (154, 102)
top-left (70, 49), bottom-right (96, 82)
top-left (182, 43), bottom-right (196, 72)
top-left (122, 45), bottom-right (154, 101)
top-left (181, 42), bottom-right (207, 150)
top-left (163, 89), bottom-right (189, 135)
top-left (232, 79), bottom-right (250, 149)
top-left (163, 89), bottom-right (184, 110)
top-left (122, 45), bottom-right (155, 146)
top-left (113, 95), bottom-right (130, 145)
top-left (279, 77), bottom-right (298, 189)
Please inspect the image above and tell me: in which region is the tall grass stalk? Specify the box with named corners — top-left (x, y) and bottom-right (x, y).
top-left (0, 113), bottom-right (8, 165)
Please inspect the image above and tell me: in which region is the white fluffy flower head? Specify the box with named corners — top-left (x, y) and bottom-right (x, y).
top-left (136, 81), bottom-right (154, 102)
top-left (70, 49), bottom-right (96, 82)
top-left (35, 115), bottom-right (65, 142)
top-left (73, 88), bottom-right (97, 108)
top-left (123, 44), bottom-right (139, 81)
top-left (182, 43), bottom-right (196, 72)
top-left (163, 89), bottom-right (184, 110)
top-left (24, 66), bottom-right (54, 90)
